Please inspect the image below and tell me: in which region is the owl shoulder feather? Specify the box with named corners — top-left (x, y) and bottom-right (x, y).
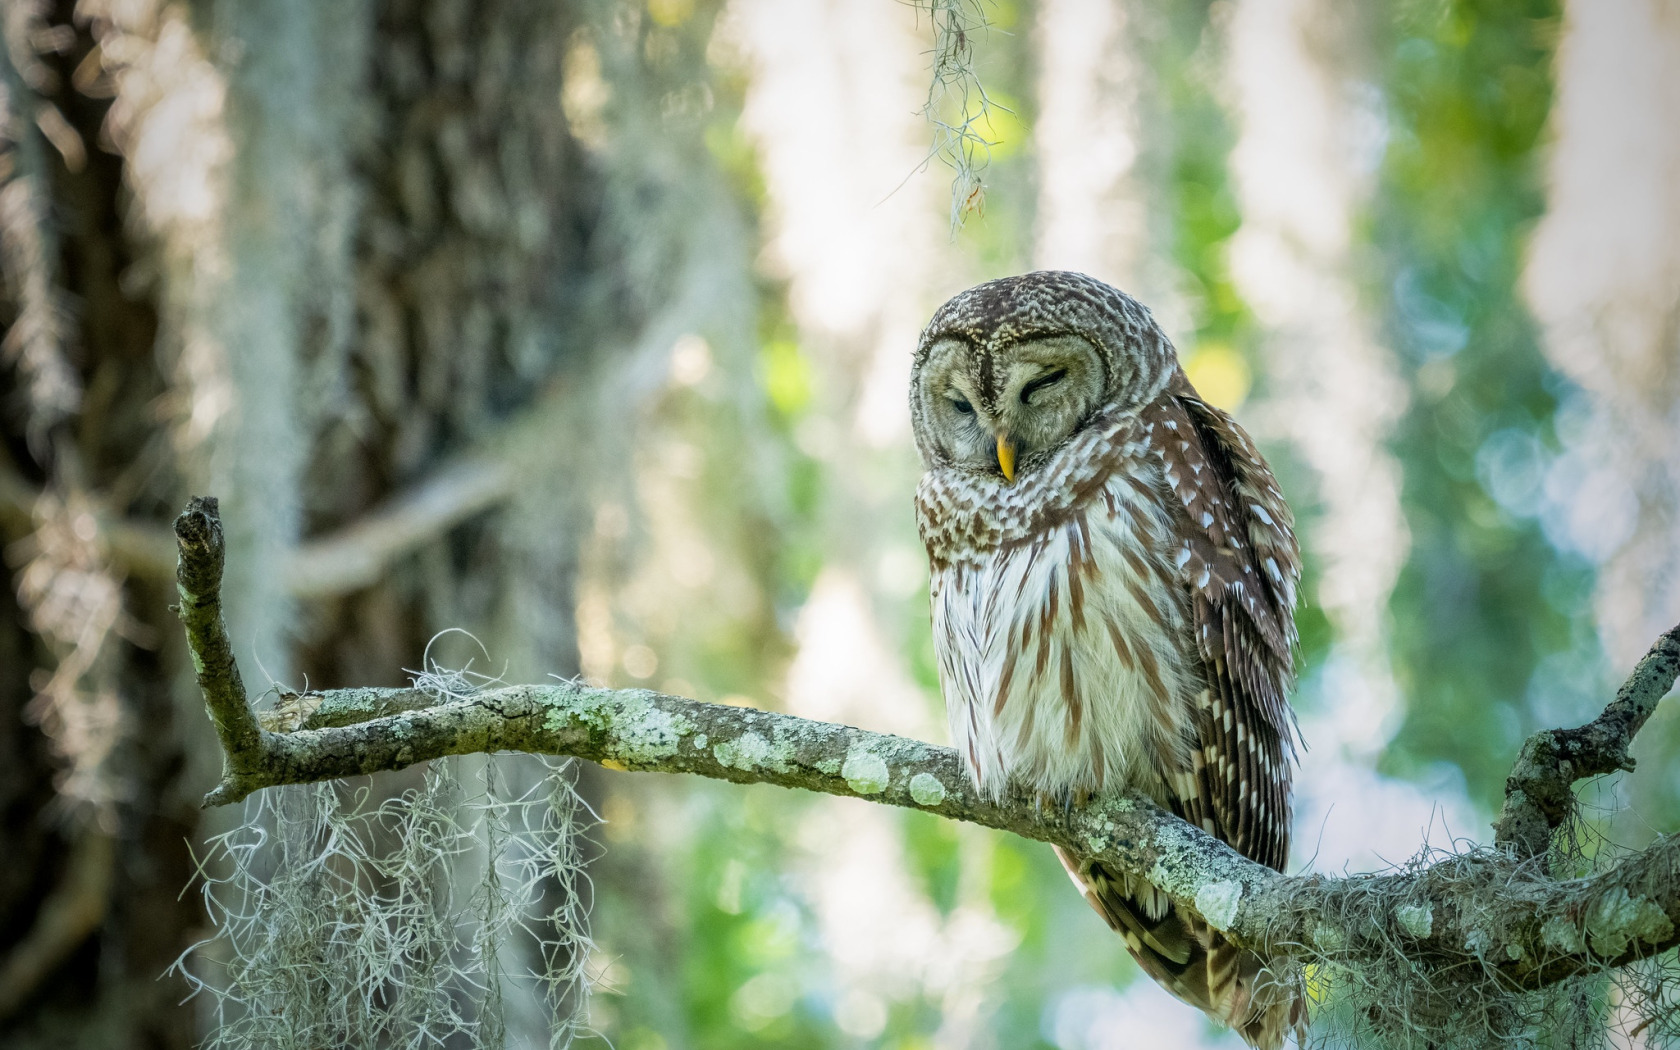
top-left (1139, 370), bottom-right (1302, 746)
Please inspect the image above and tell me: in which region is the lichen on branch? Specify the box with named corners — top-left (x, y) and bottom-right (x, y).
top-left (173, 497), bottom-right (1680, 1007)
top-left (174, 496), bottom-right (262, 764)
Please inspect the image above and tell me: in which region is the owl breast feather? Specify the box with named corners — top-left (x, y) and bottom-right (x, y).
top-left (924, 461), bottom-right (1201, 803)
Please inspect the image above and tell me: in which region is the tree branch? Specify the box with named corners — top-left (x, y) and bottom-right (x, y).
top-left (5, 419), bottom-right (525, 597)
top-left (282, 454), bottom-right (515, 598)
top-left (1493, 624), bottom-right (1680, 859)
top-left (175, 498), bottom-right (1680, 994)
top-left (173, 497), bottom-right (262, 767)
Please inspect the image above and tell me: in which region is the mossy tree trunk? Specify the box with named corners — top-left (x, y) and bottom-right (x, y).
top-left (0, 0), bottom-right (734, 1043)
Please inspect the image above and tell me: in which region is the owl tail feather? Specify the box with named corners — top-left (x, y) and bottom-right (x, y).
top-left (1057, 850), bottom-right (1307, 1050)
top-left (1211, 939), bottom-right (1307, 1050)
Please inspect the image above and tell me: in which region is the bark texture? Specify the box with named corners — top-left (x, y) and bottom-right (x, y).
top-left (0, 1), bottom-right (736, 1043)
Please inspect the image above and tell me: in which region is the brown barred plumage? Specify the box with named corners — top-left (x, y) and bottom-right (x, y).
top-left (911, 272), bottom-right (1304, 1049)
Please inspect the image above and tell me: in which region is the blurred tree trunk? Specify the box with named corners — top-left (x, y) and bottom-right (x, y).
top-left (0, 0), bottom-right (738, 1044)
top-left (1524, 0), bottom-right (1680, 670)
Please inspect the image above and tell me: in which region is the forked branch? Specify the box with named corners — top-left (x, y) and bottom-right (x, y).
top-left (174, 498), bottom-right (1680, 991)
top-left (1494, 623), bottom-right (1680, 859)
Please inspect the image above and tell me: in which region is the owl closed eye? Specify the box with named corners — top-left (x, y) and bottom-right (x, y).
top-left (913, 334), bottom-right (1107, 481)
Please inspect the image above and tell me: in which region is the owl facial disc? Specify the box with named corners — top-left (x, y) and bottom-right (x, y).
top-left (910, 333), bottom-right (1105, 481)
top-left (911, 271), bottom-right (1183, 481)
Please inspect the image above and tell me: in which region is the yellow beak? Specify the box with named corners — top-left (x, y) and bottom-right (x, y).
top-left (996, 434), bottom-right (1016, 482)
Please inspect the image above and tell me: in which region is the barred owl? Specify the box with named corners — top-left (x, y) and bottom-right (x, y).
top-left (910, 272), bottom-right (1304, 1048)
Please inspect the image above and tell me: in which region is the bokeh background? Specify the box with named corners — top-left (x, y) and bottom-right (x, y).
top-left (1, 0), bottom-right (1677, 1046)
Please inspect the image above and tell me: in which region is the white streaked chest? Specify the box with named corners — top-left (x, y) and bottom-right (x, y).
top-left (927, 469), bottom-right (1198, 801)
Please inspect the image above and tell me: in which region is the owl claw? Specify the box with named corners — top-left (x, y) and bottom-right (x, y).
top-left (1035, 788), bottom-right (1092, 815)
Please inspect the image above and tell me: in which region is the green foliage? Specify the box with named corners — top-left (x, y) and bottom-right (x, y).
top-left (579, 1), bottom-right (1675, 1047)
top-left (1155, 4), bottom-right (1256, 360)
top-left (1369, 0), bottom-right (1592, 807)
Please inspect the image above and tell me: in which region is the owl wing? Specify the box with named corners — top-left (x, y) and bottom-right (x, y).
top-left (1140, 369), bottom-right (1301, 872)
top-left (1063, 372), bottom-right (1308, 1047)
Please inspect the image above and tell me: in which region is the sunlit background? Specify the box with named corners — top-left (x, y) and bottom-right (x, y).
top-left (0, 0), bottom-right (1676, 1046)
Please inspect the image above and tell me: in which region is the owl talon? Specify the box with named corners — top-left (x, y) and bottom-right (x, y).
top-left (1033, 788), bottom-right (1091, 814)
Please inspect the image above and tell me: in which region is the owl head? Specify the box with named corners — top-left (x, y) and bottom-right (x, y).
top-left (909, 271), bottom-right (1175, 482)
